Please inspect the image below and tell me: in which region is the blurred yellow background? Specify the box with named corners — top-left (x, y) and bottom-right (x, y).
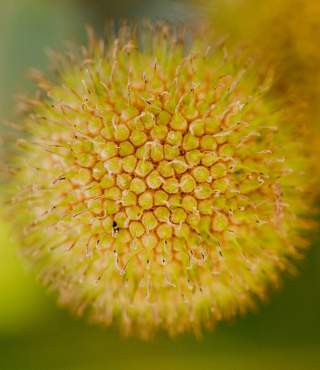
top-left (0, 1), bottom-right (319, 369)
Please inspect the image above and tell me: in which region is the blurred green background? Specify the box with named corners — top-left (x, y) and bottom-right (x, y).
top-left (0, 1), bottom-right (319, 369)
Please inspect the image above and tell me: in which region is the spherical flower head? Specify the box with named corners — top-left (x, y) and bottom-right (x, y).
top-left (4, 25), bottom-right (316, 338)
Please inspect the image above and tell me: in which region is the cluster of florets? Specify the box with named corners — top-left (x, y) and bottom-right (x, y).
top-left (6, 26), bottom-right (313, 338)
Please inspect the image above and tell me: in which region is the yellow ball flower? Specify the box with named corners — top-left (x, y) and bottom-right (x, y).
top-left (2, 25), bottom-right (317, 338)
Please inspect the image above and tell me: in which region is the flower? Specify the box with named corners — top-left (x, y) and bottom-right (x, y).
top-left (3, 24), bottom-right (317, 338)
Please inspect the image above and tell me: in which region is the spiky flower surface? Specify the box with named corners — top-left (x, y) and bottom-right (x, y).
top-left (4, 26), bottom-right (315, 338)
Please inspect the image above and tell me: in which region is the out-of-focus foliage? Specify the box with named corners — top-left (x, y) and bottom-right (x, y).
top-left (0, 0), bottom-right (83, 116)
top-left (76, 0), bottom-right (196, 25)
top-left (195, 0), bottom-right (320, 119)
top-left (0, 219), bottom-right (47, 334)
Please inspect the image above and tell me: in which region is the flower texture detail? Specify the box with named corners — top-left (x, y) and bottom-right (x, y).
top-left (4, 26), bottom-right (316, 338)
